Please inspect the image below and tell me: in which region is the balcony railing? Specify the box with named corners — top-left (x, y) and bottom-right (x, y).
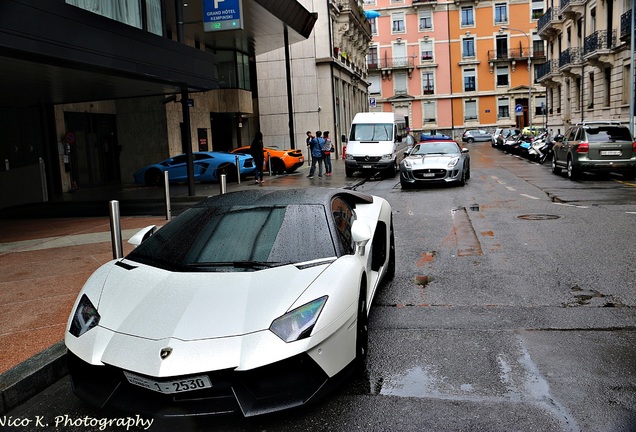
top-left (488, 48), bottom-right (533, 61)
top-left (378, 56), bottom-right (415, 69)
top-left (559, 47), bottom-right (582, 68)
top-left (584, 29), bottom-right (617, 55)
top-left (536, 59), bottom-right (558, 80)
top-left (537, 8), bottom-right (554, 33)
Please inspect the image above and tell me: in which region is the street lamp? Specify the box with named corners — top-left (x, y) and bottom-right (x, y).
top-left (500, 26), bottom-right (532, 133)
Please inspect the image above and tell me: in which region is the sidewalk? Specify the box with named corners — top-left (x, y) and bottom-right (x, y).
top-left (0, 158), bottom-right (356, 413)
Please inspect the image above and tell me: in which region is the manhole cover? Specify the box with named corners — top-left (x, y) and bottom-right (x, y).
top-left (516, 214), bottom-right (561, 220)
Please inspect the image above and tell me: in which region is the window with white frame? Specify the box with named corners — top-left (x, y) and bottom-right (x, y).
top-left (465, 100), bottom-right (478, 121)
top-left (535, 95), bottom-right (546, 115)
top-left (494, 3), bottom-right (508, 24)
top-left (419, 9), bottom-right (432, 30)
top-left (464, 68), bottom-right (476, 92)
top-left (422, 71), bottom-right (435, 94)
top-left (461, 6), bottom-right (474, 26)
top-left (367, 46), bottom-right (379, 69)
top-left (462, 37), bottom-right (475, 58)
top-left (421, 40), bottom-right (433, 61)
top-left (497, 98), bottom-right (510, 118)
top-left (392, 12), bottom-right (405, 33)
top-left (395, 71), bottom-right (408, 94)
top-left (369, 75), bottom-right (381, 95)
top-left (496, 65), bottom-right (509, 86)
top-left (370, 18), bottom-right (378, 35)
top-left (423, 101), bottom-right (437, 122)
top-left (531, 0), bottom-right (544, 20)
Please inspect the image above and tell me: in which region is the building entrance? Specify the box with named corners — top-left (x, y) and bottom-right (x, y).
top-left (64, 113), bottom-right (119, 188)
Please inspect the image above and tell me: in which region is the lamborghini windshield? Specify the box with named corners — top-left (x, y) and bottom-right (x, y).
top-left (127, 204), bottom-right (336, 272)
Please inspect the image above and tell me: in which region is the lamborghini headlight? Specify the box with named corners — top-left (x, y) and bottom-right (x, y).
top-left (69, 294), bottom-right (101, 338)
top-left (447, 157), bottom-right (460, 168)
top-left (270, 296), bottom-right (328, 342)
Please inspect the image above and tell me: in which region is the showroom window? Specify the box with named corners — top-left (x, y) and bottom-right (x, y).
top-left (66, 0), bottom-right (162, 35)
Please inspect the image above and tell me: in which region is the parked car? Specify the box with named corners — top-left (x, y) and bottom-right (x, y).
top-left (551, 121), bottom-right (636, 180)
top-left (492, 128), bottom-right (503, 147)
top-left (231, 146), bottom-right (304, 175)
top-left (493, 128), bottom-right (521, 148)
top-left (65, 188), bottom-right (395, 418)
top-left (521, 126), bottom-right (545, 136)
top-left (133, 152), bottom-right (255, 186)
top-left (400, 139), bottom-right (470, 188)
top-left (462, 129), bottom-right (492, 143)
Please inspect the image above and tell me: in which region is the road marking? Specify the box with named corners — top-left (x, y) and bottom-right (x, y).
top-left (506, 186), bottom-right (516, 191)
top-left (553, 202), bottom-right (589, 209)
top-left (519, 194), bottom-right (540, 200)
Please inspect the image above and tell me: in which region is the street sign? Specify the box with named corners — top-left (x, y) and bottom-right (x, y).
top-left (369, 97), bottom-right (376, 108)
top-left (515, 104), bottom-right (523, 116)
top-left (203, 0), bottom-right (243, 32)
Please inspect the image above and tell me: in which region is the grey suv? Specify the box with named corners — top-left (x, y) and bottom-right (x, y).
top-left (552, 121), bottom-right (636, 180)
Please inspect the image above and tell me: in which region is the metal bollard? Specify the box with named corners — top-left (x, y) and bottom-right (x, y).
top-left (164, 171), bottom-right (171, 221)
top-left (267, 152), bottom-right (272, 175)
top-left (109, 200), bottom-right (123, 259)
top-left (235, 155), bottom-right (241, 184)
top-left (219, 173), bottom-right (227, 194)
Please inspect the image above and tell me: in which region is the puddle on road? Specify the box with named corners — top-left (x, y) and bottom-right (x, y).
top-left (377, 366), bottom-right (444, 398)
top-left (562, 285), bottom-right (625, 308)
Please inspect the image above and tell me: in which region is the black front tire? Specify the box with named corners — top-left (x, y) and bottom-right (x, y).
top-left (552, 155), bottom-right (562, 175)
top-left (144, 169), bottom-right (163, 186)
top-left (385, 220), bottom-right (395, 280)
top-left (271, 159), bottom-right (285, 175)
top-left (345, 166), bottom-right (355, 177)
top-left (567, 158), bottom-right (580, 180)
top-left (355, 290), bottom-right (369, 369)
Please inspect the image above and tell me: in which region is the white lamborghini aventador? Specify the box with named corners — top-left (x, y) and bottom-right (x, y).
top-left (65, 187), bottom-right (395, 417)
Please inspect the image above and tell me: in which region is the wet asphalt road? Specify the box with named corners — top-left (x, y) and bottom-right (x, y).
top-left (6, 142), bottom-right (636, 431)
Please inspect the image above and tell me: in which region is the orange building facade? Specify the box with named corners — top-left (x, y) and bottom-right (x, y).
top-left (364, 0), bottom-right (547, 139)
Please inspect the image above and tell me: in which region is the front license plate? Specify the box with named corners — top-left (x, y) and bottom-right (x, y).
top-left (362, 165), bottom-right (372, 169)
top-left (601, 150), bottom-right (622, 156)
top-left (123, 371), bottom-right (212, 394)
top-left (421, 173), bottom-right (435, 177)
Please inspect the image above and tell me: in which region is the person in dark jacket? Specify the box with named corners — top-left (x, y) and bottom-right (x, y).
top-left (250, 132), bottom-right (265, 184)
top-left (307, 131), bottom-right (325, 179)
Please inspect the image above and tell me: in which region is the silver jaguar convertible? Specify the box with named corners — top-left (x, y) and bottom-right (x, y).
top-left (399, 139), bottom-right (470, 188)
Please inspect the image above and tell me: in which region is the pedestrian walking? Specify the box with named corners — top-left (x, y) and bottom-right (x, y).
top-left (307, 131), bottom-right (325, 179)
top-left (322, 131), bottom-right (333, 176)
top-left (306, 131), bottom-right (313, 166)
top-left (250, 131), bottom-right (265, 184)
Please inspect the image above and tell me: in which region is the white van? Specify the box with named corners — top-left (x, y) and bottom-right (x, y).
top-left (344, 112), bottom-right (408, 177)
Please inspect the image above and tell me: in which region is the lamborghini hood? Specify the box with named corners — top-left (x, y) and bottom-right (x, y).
top-left (94, 259), bottom-right (328, 341)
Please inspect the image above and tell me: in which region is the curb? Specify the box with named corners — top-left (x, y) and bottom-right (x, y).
top-left (0, 341), bottom-right (67, 414)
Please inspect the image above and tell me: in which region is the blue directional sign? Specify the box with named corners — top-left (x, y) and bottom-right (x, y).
top-left (515, 104), bottom-right (523, 116)
top-left (203, 0), bottom-right (243, 32)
